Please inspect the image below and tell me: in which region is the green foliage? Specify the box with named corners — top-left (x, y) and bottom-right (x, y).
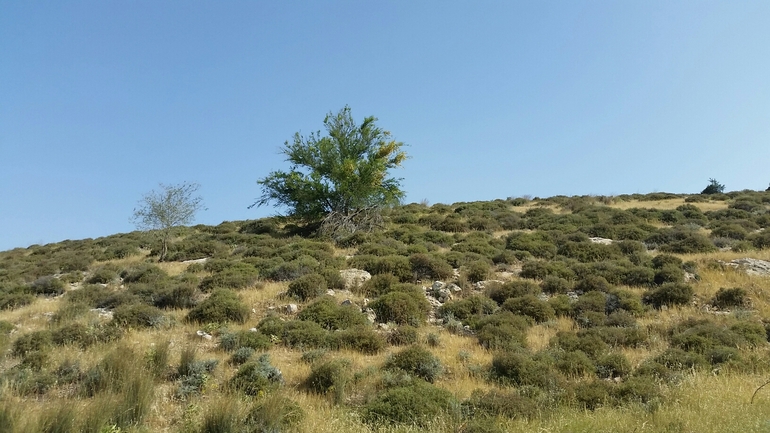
top-left (304, 358), bottom-right (352, 403)
top-left (219, 330), bottom-right (271, 352)
top-left (336, 325), bottom-right (385, 354)
top-left (463, 260), bottom-right (491, 283)
top-left (131, 182), bottom-right (204, 261)
top-left (490, 351), bottom-right (560, 389)
top-left (487, 280), bottom-right (540, 305)
top-left (409, 253), bottom-right (454, 281)
top-left (384, 345), bottom-right (443, 383)
top-left (501, 295), bottom-right (555, 323)
top-left (702, 178), bottom-right (725, 195)
top-left (643, 283), bottom-right (694, 309)
top-left (362, 380), bottom-right (458, 426)
top-left (228, 354), bottom-right (283, 396)
top-left (387, 325), bottom-right (419, 346)
top-left (711, 287), bottom-right (748, 309)
top-left (199, 263), bottom-right (260, 292)
top-left (297, 296), bottom-right (367, 330)
top-left (30, 276), bottom-right (66, 296)
top-left (253, 106), bottom-right (407, 237)
top-left (112, 304), bottom-right (168, 328)
top-left (186, 289), bottom-right (249, 324)
top-left (370, 290), bottom-right (428, 326)
top-left (245, 394), bottom-right (305, 433)
top-left (287, 273), bottom-right (327, 301)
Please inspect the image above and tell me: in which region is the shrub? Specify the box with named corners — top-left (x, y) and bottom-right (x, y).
top-left (297, 296), bottom-right (367, 330)
top-left (575, 275), bottom-right (612, 293)
top-left (359, 273), bottom-right (399, 297)
top-left (438, 295), bottom-right (497, 325)
top-left (550, 330), bottom-right (608, 359)
top-left (385, 345), bottom-right (443, 383)
top-left (555, 350), bottom-right (595, 378)
top-left (474, 312), bottom-right (530, 350)
top-left (654, 264), bottom-right (685, 285)
top-left (29, 276), bottom-right (66, 296)
top-left (228, 354), bottom-right (283, 396)
top-left (487, 280), bottom-right (540, 305)
top-left (409, 254), bottom-right (453, 280)
top-left (711, 287), bottom-right (748, 309)
top-left (370, 291), bottom-right (428, 326)
top-left (596, 353), bottom-right (632, 379)
top-left (654, 348), bottom-right (708, 371)
top-left (463, 260), bottom-right (491, 283)
top-left (387, 325), bottom-right (419, 346)
top-left (501, 295), bottom-right (555, 323)
top-left (572, 291), bottom-right (607, 316)
top-left (573, 380), bottom-right (613, 410)
top-left (287, 273), bottom-right (327, 301)
top-left (463, 388), bottom-right (538, 420)
top-left (86, 267), bottom-right (119, 284)
top-left (229, 347), bottom-right (254, 365)
top-left (281, 320), bottom-right (331, 349)
top-left (336, 326), bottom-right (386, 354)
top-left (219, 330), bottom-right (271, 352)
top-left (363, 380), bottom-right (458, 427)
top-left (304, 358), bottom-right (352, 403)
top-left (490, 351), bottom-right (559, 389)
top-left (186, 289), bottom-right (249, 324)
top-left (113, 304), bottom-right (168, 328)
top-left (245, 394), bottom-right (305, 433)
top-left (256, 314), bottom-right (285, 337)
top-left (199, 263), bottom-right (260, 292)
top-left (540, 276), bottom-right (572, 294)
top-left (643, 283), bottom-right (693, 309)
top-left (12, 330), bottom-right (52, 357)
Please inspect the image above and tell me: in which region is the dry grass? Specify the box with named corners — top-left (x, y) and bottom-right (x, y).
top-left (609, 197), bottom-right (729, 212)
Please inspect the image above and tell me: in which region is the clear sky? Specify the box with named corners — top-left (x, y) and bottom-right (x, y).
top-left (1, 1), bottom-right (769, 251)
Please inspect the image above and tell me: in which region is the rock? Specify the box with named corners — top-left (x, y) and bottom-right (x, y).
top-left (730, 258), bottom-right (770, 276)
top-left (249, 328), bottom-right (258, 332)
top-left (341, 299), bottom-right (353, 306)
top-left (431, 281), bottom-right (446, 291)
top-left (425, 295), bottom-right (443, 309)
top-left (182, 258), bottom-right (209, 264)
top-left (285, 304), bottom-right (298, 314)
top-left (566, 291), bottom-right (579, 301)
top-left (90, 308), bottom-right (113, 319)
top-left (589, 237), bottom-right (614, 245)
top-left (326, 289), bottom-right (336, 296)
top-left (447, 283), bottom-right (462, 293)
top-left (474, 280), bottom-right (503, 290)
top-left (196, 330), bottom-right (213, 340)
top-left (365, 308), bottom-right (376, 324)
top-left (437, 288), bottom-right (452, 303)
top-left (377, 323), bottom-right (390, 331)
top-left (339, 268), bottom-right (372, 290)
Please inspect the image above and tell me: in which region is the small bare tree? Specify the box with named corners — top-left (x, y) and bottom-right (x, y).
top-left (131, 182), bottom-right (204, 261)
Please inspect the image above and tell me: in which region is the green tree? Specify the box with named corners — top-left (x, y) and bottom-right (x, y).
top-left (252, 106), bottom-right (407, 237)
top-left (701, 178), bottom-right (725, 195)
top-left (131, 182), bottom-right (204, 261)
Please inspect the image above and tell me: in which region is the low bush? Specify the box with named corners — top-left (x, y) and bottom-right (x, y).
top-left (12, 330), bottom-right (53, 357)
top-left (596, 353), bottom-right (632, 379)
top-left (336, 326), bottom-right (386, 354)
top-left (186, 289), bottom-right (249, 324)
top-left (475, 312), bottom-right (530, 351)
top-left (572, 380), bottom-right (613, 410)
top-left (487, 280), bottom-right (540, 305)
top-left (370, 290), bottom-right (428, 326)
top-left (297, 296), bottom-right (367, 330)
top-left (490, 351), bottom-right (560, 389)
top-left (29, 276), bottom-right (66, 296)
top-left (550, 330), bottom-right (608, 359)
top-left (387, 325), bottom-right (419, 346)
top-left (463, 388), bottom-right (538, 420)
top-left (86, 266), bottom-right (120, 284)
top-left (304, 358), bottom-right (351, 403)
top-left (654, 348), bottom-right (708, 371)
top-left (643, 283), bottom-right (693, 309)
top-left (438, 295), bottom-right (497, 325)
top-left (219, 329), bottom-right (272, 352)
top-left (113, 304), bottom-right (168, 328)
top-left (245, 394), bottom-right (305, 432)
top-left (501, 295), bottom-right (555, 323)
top-left (463, 260), bottom-right (491, 283)
top-left (540, 276), bottom-right (573, 294)
top-left (281, 320), bottom-right (331, 349)
top-left (199, 263), bottom-right (260, 292)
top-left (228, 354), bottom-right (283, 396)
top-left (555, 350), bottom-right (595, 378)
top-left (384, 345), bottom-right (443, 383)
top-left (711, 287), bottom-right (748, 309)
top-left (362, 380), bottom-right (458, 427)
top-left (287, 273), bottom-right (327, 301)
top-left (654, 264), bottom-right (685, 285)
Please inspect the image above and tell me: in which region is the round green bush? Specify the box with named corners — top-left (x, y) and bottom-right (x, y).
top-left (643, 283), bottom-right (693, 309)
top-left (112, 304), bottom-right (168, 328)
top-left (501, 295), bottom-right (555, 323)
top-left (387, 325), bottom-right (419, 346)
top-left (384, 345), bottom-right (443, 383)
top-left (363, 381), bottom-right (458, 426)
top-left (370, 291), bottom-right (428, 326)
top-left (304, 358), bottom-right (351, 403)
top-left (297, 296), bottom-right (367, 330)
top-left (287, 273), bottom-right (327, 301)
top-left (186, 289), bottom-right (249, 324)
top-left (711, 287), bottom-right (748, 309)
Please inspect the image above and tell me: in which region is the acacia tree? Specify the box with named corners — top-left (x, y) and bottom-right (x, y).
top-left (131, 182), bottom-right (204, 261)
top-left (252, 106), bottom-right (407, 238)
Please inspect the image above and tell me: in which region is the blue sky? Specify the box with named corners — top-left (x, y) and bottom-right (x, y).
top-left (1, 1), bottom-right (769, 251)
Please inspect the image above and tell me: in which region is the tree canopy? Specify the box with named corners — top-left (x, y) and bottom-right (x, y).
top-left (253, 106), bottom-right (407, 236)
top-left (131, 182), bottom-right (204, 261)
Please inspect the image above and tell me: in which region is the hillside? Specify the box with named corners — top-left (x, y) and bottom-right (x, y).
top-left (1, 190), bottom-right (770, 433)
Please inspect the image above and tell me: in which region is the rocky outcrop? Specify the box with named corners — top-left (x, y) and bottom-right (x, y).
top-left (730, 258), bottom-right (770, 276)
top-left (339, 268), bottom-right (371, 290)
